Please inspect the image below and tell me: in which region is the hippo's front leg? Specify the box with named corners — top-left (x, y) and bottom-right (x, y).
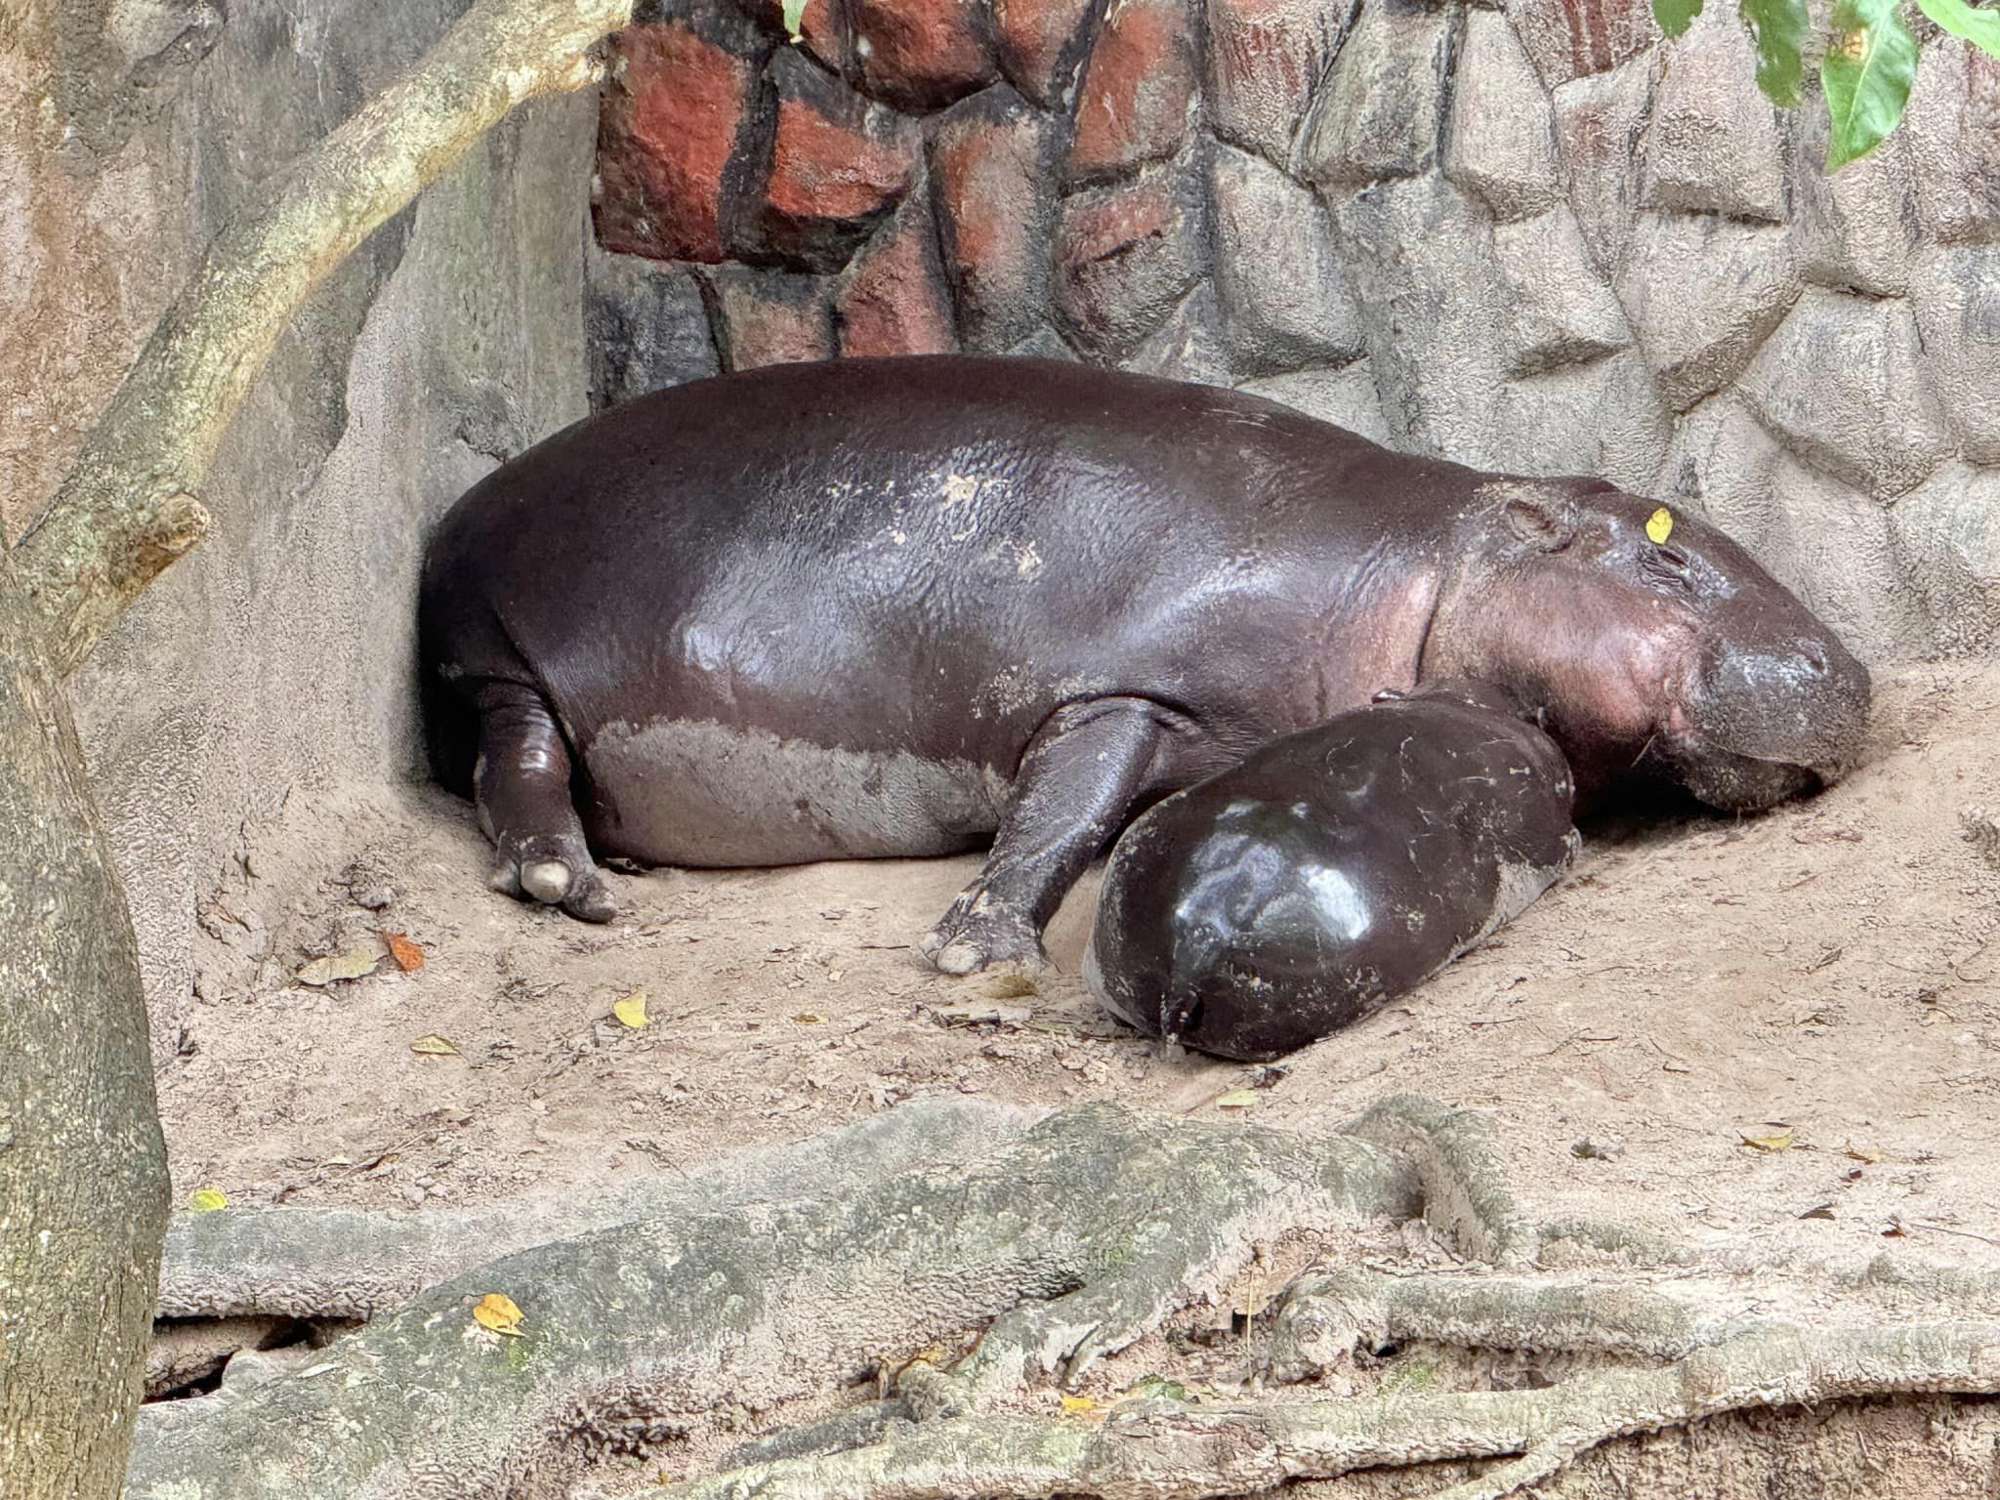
top-left (921, 696), bottom-right (1192, 975)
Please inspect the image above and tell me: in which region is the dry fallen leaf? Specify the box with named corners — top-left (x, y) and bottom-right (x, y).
top-left (793, 1011), bottom-right (827, 1024)
top-left (472, 1292), bottom-right (525, 1337)
top-left (612, 992), bottom-right (649, 1030)
top-left (1059, 1393), bottom-right (1102, 1416)
top-left (297, 945), bottom-right (383, 986)
top-left (383, 932), bottom-right (426, 973)
top-left (410, 1034), bottom-right (460, 1057)
top-left (189, 1187), bottom-right (228, 1213)
top-left (1215, 1090), bottom-right (1259, 1110)
top-left (934, 1000), bottom-right (1031, 1028)
top-left (1740, 1130), bottom-right (1795, 1153)
top-left (1845, 1142), bottom-right (1884, 1164)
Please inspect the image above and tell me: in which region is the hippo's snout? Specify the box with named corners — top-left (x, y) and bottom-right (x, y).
top-left (1673, 630), bottom-right (1872, 810)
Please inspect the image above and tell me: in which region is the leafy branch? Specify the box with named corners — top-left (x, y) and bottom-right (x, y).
top-left (1654, 0), bottom-right (1999, 168)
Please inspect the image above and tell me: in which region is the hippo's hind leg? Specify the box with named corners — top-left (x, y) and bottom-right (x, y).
top-left (921, 696), bottom-right (1192, 975)
top-left (469, 680), bottom-right (617, 923)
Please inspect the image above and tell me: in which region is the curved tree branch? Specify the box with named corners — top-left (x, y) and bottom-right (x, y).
top-left (10, 0), bottom-right (635, 676)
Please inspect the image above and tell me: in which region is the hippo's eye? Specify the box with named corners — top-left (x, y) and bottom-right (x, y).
top-left (1642, 544), bottom-right (1693, 594)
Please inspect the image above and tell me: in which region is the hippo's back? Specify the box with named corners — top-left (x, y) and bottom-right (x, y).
top-left (419, 357), bottom-right (1477, 866)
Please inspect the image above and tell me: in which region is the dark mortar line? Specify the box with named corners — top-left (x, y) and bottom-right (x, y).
top-left (1432, 2), bottom-right (1470, 184)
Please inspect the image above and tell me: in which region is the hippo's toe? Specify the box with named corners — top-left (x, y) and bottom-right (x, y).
top-left (520, 860), bottom-right (573, 903)
top-left (920, 892), bottom-right (1046, 975)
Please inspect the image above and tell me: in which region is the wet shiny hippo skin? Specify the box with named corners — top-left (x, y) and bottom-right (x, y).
top-left (417, 356), bottom-right (1870, 971)
top-left (1083, 680), bottom-right (1579, 1061)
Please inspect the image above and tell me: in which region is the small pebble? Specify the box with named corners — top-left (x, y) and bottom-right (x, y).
top-left (1572, 1134), bottom-right (1626, 1161)
top-left (401, 1183), bottom-right (427, 1207)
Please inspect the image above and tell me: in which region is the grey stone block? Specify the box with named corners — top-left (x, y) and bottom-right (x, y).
top-left (1207, 0), bottom-right (1356, 168)
top-left (1792, 106), bottom-right (1915, 296)
top-left (1444, 10), bottom-right (1562, 223)
top-left (1210, 146), bottom-right (1364, 375)
top-left (1891, 463), bottom-right (2000, 656)
top-left (1616, 213), bottom-right (1799, 411)
top-left (1738, 287), bottom-right (1951, 501)
top-left (1757, 455), bottom-right (1928, 661)
top-left (1902, 39), bottom-right (2000, 248)
top-left (1653, 392), bottom-right (1785, 522)
top-left (1297, 0), bottom-right (1452, 191)
top-left (586, 251), bottom-right (720, 410)
top-left (1491, 204), bottom-right (1630, 376)
top-left (1660, 400), bottom-right (1918, 659)
top-left (1909, 246), bottom-right (2000, 467)
top-left (1127, 281), bottom-right (1237, 386)
top-left (1052, 154), bottom-right (1209, 358)
top-left (1486, 348), bottom-right (1671, 488)
top-left (1551, 54), bottom-right (1656, 274)
top-left (1327, 173), bottom-right (1510, 458)
top-left (1638, 6), bottom-right (1786, 224)
top-left (1236, 361), bottom-right (1389, 444)
top-left (1511, 0), bottom-right (1657, 90)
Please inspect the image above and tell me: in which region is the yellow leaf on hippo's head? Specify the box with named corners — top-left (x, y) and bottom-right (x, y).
top-left (190, 1187), bottom-right (228, 1213)
top-left (612, 992), bottom-right (649, 1030)
top-left (1646, 507), bottom-right (1675, 545)
top-left (473, 1292), bottom-right (526, 1337)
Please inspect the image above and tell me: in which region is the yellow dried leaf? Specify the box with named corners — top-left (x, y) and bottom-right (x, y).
top-left (1845, 1142), bottom-right (1884, 1164)
top-left (1740, 1130), bottom-right (1794, 1153)
top-left (1215, 1090), bottom-right (1259, 1110)
top-left (190, 1187), bottom-right (228, 1213)
top-left (612, 992), bottom-right (649, 1030)
top-left (1060, 1393), bottom-right (1101, 1415)
top-left (410, 1033), bottom-right (460, 1057)
top-left (297, 945), bottom-right (382, 986)
top-left (793, 1011), bottom-right (826, 1024)
top-left (383, 932), bottom-right (425, 973)
top-left (472, 1292), bottom-right (525, 1337)
top-left (1646, 507), bottom-right (1675, 545)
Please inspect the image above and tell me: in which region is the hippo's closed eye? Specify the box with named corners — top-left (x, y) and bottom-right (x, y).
top-left (1642, 544), bottom-right (1694, 593)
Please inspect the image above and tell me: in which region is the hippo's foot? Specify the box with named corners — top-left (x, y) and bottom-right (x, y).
top-left (918, 886), bottom-right (1047, 975)
top-left (488, 833), bottom-right (617, 923)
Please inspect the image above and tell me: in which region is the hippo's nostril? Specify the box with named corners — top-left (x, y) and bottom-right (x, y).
top-left (1801, 644), bottom-right (1829, 676)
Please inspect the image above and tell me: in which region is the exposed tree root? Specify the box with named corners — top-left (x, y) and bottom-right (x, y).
top-left (648, 1316), bottom-right (2000, 1500)
top-left (130, 1094), bottom-right (2000, 1500)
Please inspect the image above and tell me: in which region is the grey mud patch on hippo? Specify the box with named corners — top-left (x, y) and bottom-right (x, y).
top-left (584, 718), bottom-right (1014, 867)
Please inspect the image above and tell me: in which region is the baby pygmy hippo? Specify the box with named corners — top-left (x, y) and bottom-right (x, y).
top-left (1084, 679), bottom-right (1579, 1061)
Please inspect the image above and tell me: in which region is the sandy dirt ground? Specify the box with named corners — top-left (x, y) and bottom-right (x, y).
top-left (154, 660), bottom-right (2000, 1487)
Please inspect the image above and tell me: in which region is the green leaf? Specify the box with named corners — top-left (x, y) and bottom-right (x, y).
top-left (1739, 0), bottom-right (1812, 105)
top-left (1655, 0), bottom-right (1707, 37)
top-left (1917, 0), bottom-right (2000, 60)
top-left (1821, 0), bottom-right (1920, 170)
top-left (781, 0), bottom-right (809, 43)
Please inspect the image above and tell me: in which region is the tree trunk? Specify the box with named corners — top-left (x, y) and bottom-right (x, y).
top-left (1, 0), bottom-right (634, 1491)
top-left (0, 544), bottom-right (168, 1498)
top-left (12, 0), bottom-right (636, 678)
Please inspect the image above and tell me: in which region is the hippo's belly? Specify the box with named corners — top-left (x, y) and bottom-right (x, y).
top-left (580, 716), bottom-right (1016, 868)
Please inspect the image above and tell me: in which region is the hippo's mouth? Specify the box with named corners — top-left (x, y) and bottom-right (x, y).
top-left (1645, 728), bottom-right (1830, 813)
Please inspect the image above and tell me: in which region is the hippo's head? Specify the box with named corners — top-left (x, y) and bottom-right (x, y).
top-left (1422, 479), bottom-right (1870, 813)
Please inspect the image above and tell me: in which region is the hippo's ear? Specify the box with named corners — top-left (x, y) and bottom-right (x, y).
top-left (1502, 494), bottom-right (1578, 553)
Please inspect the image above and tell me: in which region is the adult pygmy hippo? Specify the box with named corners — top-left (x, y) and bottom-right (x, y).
top-left (1085, 680), bottom-right (1579, 1061)
top-left (418, 356), bottom-right (1869, 972)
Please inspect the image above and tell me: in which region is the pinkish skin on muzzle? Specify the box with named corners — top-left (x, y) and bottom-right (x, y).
top-left (1419, 480), bottom-right (1872, 814)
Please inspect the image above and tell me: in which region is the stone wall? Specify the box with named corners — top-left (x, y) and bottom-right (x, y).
top-left (4, 0), bottom-right (593, 1044)
top-left (590, 0), bottom-right (2000, 661)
